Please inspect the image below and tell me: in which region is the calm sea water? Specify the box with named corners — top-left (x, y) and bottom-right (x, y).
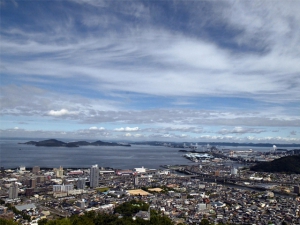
top-left (0, 138), bottom-right (297, 170)
top-left (0, 138), bottom-right (189, 169)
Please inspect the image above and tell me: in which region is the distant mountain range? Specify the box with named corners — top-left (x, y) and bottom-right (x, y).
top-left (19, 139), bottom-right (131, 147)
top-left (251, 155), bottom-right (300, 174)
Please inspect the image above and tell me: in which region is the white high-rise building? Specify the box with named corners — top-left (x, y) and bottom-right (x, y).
top-left (9, 182), bottom-right (18, 199)
top-left (90, 164), bottom-right (99, 188)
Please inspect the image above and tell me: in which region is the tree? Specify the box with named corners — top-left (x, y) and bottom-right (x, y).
top-left (200, 218), bottom-right (210, 225)
top-left (38, 218), bottom-right (48, 225)
top-left (114, 200), bottom-right (149, 217)
top-left (0, 218), bottom-right (20, 225)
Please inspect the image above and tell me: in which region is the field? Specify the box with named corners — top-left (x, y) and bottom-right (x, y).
top-left (127, 189), bottom-right (151, 196)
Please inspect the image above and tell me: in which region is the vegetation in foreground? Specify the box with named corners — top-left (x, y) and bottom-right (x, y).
top-left (0, 200), bottom-right (247, 225)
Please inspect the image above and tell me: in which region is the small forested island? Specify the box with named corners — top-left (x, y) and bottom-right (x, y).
top-left (19, 139), bottom-right (131, 147)
top-left (251, 155), bottom-right (300, 174)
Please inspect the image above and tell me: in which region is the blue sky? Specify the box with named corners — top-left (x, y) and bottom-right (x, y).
top-left (0, 0), bottom-right (300, 143)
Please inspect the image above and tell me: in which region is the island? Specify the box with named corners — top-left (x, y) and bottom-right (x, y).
top-left (19, 139), bottom-right (131, 147)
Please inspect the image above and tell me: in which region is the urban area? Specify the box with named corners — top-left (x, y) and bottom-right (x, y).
top-left (1, 146), bottom-right (300, 225)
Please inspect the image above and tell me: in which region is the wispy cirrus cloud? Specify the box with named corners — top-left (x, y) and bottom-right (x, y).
top-left (1, 17), bottom-right (300, 103)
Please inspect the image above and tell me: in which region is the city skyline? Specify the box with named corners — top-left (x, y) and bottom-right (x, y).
top-left (1, 0), bottom-right (300, 143)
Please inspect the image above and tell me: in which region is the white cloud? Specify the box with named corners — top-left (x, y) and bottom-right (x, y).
top-left (114, 127), bottom-right (140, 132)
top-left (89, 126), bottom-right (105, 130)
top-left (220, 1), bottom-right (300, 54)
top-left (48, 109), bottom-right (72, 117)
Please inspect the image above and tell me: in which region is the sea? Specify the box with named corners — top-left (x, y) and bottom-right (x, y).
top-left (0, 138), bottom-right (298, 170)
top-left (0, 138), bottom-right (189, 169)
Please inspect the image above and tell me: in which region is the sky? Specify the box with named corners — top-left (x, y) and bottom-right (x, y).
top-left (0, 0), bottom-right (300, 144)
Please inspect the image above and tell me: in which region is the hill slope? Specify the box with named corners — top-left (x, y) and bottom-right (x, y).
top-left (251, 155), bottom-right (300, 174)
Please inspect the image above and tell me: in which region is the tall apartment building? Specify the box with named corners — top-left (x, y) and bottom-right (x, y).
top-left (77, 178), bottom-right (86, 190)
top-left (9, 182), bottom-right (18, 199)
top-left (134, 176), bottom-right (139, 187)
top-left (32, 166), bottom-right (40, 174)
top-left (90, 164), bottom-right (99, 188)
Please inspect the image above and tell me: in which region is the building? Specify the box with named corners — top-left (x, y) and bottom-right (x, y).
top-left (90, 164), bottom-right (99, 188)
top-left (53, 184), bottom-right (74, 192)
top-left (19, 166), bottom-right (26, 173)
top-left (15, 204), bottom-right (36, 212)
top-left (116, 169), bottom-right (135, 176)
top-left (0, 206), bottom-right (7, 214)
top-left (30, 178), bottom-right (36, 188)
top-left (77, 201), bottom-right (85, 209)
top-left (134, 176), bottom-right (139, 187)
top-left (77, 178), bottom-right (86, 190)
top-left (197, 203), bottom-right (207, 211)
top-left (231, 167), bottom-right (238, 175)
top-left (99, 170), bottom-right (115, 175)
top-left (134, 166), bottom-right (146, 173)
top-left (54, 166), bottom-right (64, 178)
top-left (67, 170), bottom-right (84, 176)
top-left (37, 176), bottom-right (45, 183)
top-left (9, 182), bottom-right (18, 199)
top-left (32, 166), bottom-right (40, 174)
top-left (181, 193), bottom-right (187, 201)
top-left (25, 188), bottom-right (34, 197)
